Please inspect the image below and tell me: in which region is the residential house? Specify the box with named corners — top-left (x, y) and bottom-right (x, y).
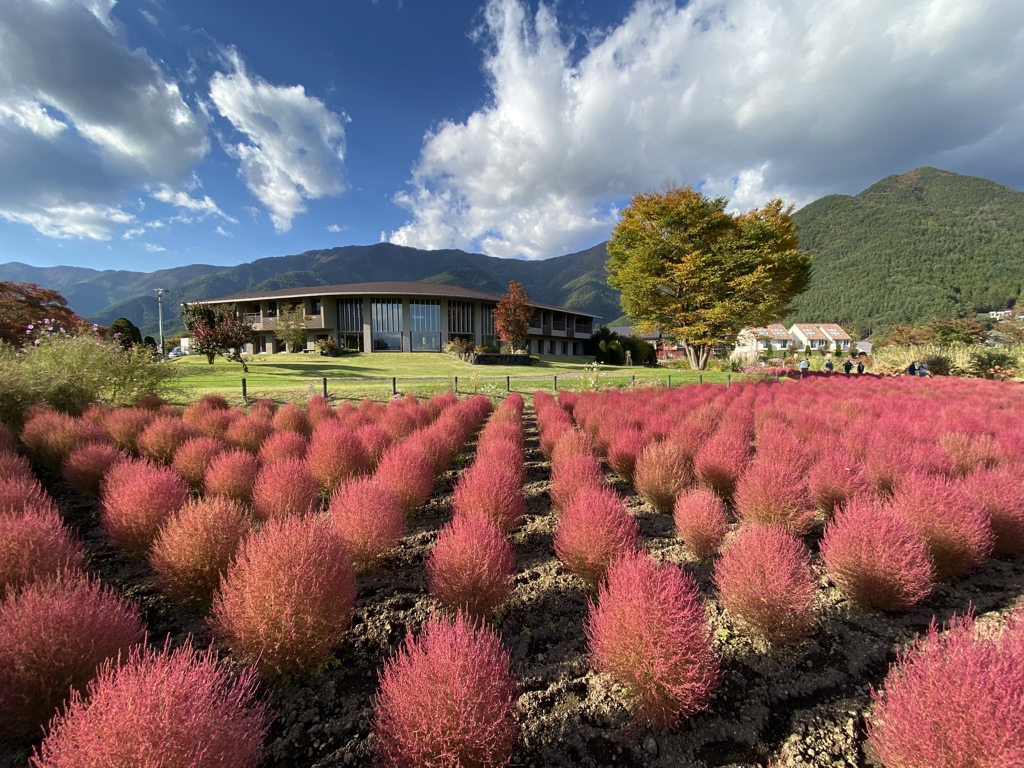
top-left (731, 324), bottom-right (793, 362)
top-left (790, 323), bottom-right (853, 354)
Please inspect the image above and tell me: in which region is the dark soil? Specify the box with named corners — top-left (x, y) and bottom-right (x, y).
top-left (3, 406), bottom-right (1022, 767)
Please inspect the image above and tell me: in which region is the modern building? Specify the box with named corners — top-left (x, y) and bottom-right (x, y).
top-left (195, 282), bottom-right (598, 356)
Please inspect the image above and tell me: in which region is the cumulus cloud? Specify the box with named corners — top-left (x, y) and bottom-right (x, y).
top-left (215, 225), bottom-right (233, 237)
top-left (209, 48), bottom-right (348, 233)
top-left (391, 0), bottom-right (1024, 258)
top-left (326, 223), bottom-right (344, 233)
top-left (0, 202), bottom-right (135, 240)
top-left (143, 242), bottom-right (166, 252)
top-left (151, 183), bottom-right (236, 222)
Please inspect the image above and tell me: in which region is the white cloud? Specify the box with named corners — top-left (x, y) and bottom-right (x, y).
top-left (326, 223), bottom-right (343, 233)
top-left (391, 0), bottom-right (1024, 258)
top-left (0, 202), bottom-right (134, 240)
top-left (151, 184), bottom-right (236, 222)
top-left (0, 101), bottom-right (68, 139)
top-left (209, 48), bottom-right (348, 233)
top-left (143, 242), bottom-right (166, 252)
top-left (122, 226), bottom-right (145, 240)
top-left (215, 225), bottom-right (232, 237)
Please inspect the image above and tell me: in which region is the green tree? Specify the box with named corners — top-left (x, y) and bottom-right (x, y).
top-left (606, 186), bottom-right (811, 370)
top-left (180, 303), bottom-right (255, 372)
top-left (275, 302), bottom-right (308, 352)
top-left (917, 317), bottom-right (988, 346)
top-left (492, 281), bottom-right (533, 353)
top-left (109, 317), bottom-right (143, 349)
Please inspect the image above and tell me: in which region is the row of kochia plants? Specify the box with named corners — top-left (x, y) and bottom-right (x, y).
top-left (0, 374), bottom-right (1021, 766)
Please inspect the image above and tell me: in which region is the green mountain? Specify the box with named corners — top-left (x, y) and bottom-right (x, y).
top-left (789, 167), bottom-right (1024, 335)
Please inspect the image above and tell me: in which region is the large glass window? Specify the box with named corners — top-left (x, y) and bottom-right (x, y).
top-left (371, 298), bottom-right (403, 351)
top-left (481, 303), bottom-right (497, 349)
top-left (338, 298), bottom-right (363, 333)
top-left (449, 301), bottom-right (474, 336)
top-left (410, 299), bottom-right (441, 352)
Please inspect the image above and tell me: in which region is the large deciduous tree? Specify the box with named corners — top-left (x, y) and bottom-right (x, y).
top-left (0, 281), bottom-right (92, 347)
top-left (606, 187), bottom-right (811, 370)
top-left (493, 282), bottom-right (534, 354)
top-left (181, 303), bottom-right (256, 372)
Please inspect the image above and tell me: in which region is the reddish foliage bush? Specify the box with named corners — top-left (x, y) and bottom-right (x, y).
top-left (373, 442), bottom-right (436, 515)
top-left (557, 390), bottom-right (578, 416)
top-left (150, 497), bottom-right (251, 605)
top-left (889, 472), bottom-right (994, 581)
top-left (373, 613), bottom-right (518, 768)
top-left (257, 429), bottom-right (308, 464)
top-left (329, 477), bottom-right (407, 572)
top-left (251, 458), bottom-right (320, 521)
top-left (0, 474), bottom-right (57, 516)
top-left (0, 574), bottom-right (145, 738)
top-left (477, 420), bottom-right (524, 454)
top-left (21, 410), bottom-right (106, 470)
top-left (554, 486), bottom-right (641, 590)
top-left (673, 487), bottom-right (730, 561)
top-left (714, 524), bottom-right (817, 644)
top-left (550, 429), bottom-right (598, 472)
top-left (538, 417), bottom-right (573, 461)
top-left (962, 465), bottom-right (1024, 556)
top-left (452, 461), bottom-right (525, 535)
top-left (475, 439), bottom-right (526, 486)
top-left (272, 402), bottom-right (312, 438)
top-left (171, 436), bottom-right (227, 491)
top-left (100, 459), bottom-right (190, 553)
top-left (427, 515), bottom-right (515, 621)
top-left (666, 418), bottom-right (713, 467)
top-left (807, 448), bottom-right (871, 516)
top-left (224, 414), bottom-right (275, 454)
top-left (61, 443), bottom-right (125, 497)
top-left (866, 611), bottom-right (1024, 768)
top-left (607, 428), bottom-right (647, 482)
top-left (100, 407), bottom-right (155, 453)
top-left (187, 408), bottom-right (240, 440)
top-left (31, 639), bottom-right (268, 768)
top-left (862, 438), bottom-right (916, 496)
top-left (586, 551), bottom-right (719, 728)
top-left (938, 431), bottom-right (1001, 476)
top-left (355, 423), bottom-right (392, 468)
top-left (754, 430), bottom-right (813, 473)
top-left (249, 398), bottom-right (277, 418)
top-left (1, 504), bottom-right (85, 594)
top-left (548, 452), bottom-right (604, 513)
top-left (381, 407), bottom-right (417, 442)
top-left (733, 461), bottom-right (817, 535)
top-left (820, 498), bottom-right (933, 611)
top-left (0, 423), bottom-right (16, 454)
top-left (204, 450), bottom-right (261, 507)
top-left (307, 420), bottom-right (371, 496)
top-left (693, 431), bottom-right (749, 500)
top-left (634, 441), bottom-right (692, 514)
top-left (0, 452), bottom-right (35, 485)
top-left (211, 515), bottom-right (357, 677)
top-left (136, 415), bottom-right (197, 464)
top-left (197, 394), bottom-right (231, 411)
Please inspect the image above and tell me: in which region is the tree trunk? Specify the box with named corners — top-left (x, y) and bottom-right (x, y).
top-left (683, 344), bottom-right (711, 370)
top-left (206, 352), bottom-right (216, 364)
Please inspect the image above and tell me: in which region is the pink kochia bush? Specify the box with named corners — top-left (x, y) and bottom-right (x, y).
top-left (257, 430), bottom-right (308, 464)
top-left (373, 613), bottom-right (518, 768)
top-left (373, 442), bottom-right (436, 515)
top-left (100, 459), bottom-right (190, 553)
top-left (866, 610), bottom-right (1024, 768)
top-left (693, 431), bottom-right (749, 500)
top-left (31, 639), bottom-right (268, 768)
top-left (733, 461), bottom-right (817, 535)
top-left (452, 461), bottom-right (525, 536)
top-left (548, 452), bottom-right (604, 513)
top-left (171, 436), bottom-right (227, 491)
top-left (100, 407), bottom-right (154, 453)
top-left (607, 428), bottom-right (647, 482)
top-left (251, 457), bottom-right (320, 520)
top-left (586, 552), bottom-right (719, 729)
top-left (962, 465), bottom-right (1024, 556)
top-left (673, 487), bottom-right (730, 561)
top-left (427, 515), bottom-right (515, 621)
top-left (329, 477), bottom-right (407, 572)
top-left (554, 486), bottom-right (641, 590)
top-left (211, 515), bottom-right (357, 677)
top-left (149, 497), bottom-right (251, 605)
top-left (820, 498), bottom-right (933, 611)
top-left (807, 448), bottom-right (871, 516)
top-left (633, 440), bottom-right (692, 514)
top-left (20, 410), bottom-right (105, 470)
top-left (224, 414), bottom-right (275, 454)
top-left (61, 443), bottom-right (125, 497)
top-left (714, 524), bottom-right (817, 644)
top-left (307, 420), bottom-right (371, 496)
top-left (204, 450), bottom-right (261, 507)
top-left (0, 575), bottom-right (145, 737)
top-left (136, 415), bottom-right (196, 464)
top-left (1, 505), bottom-right (85, 594)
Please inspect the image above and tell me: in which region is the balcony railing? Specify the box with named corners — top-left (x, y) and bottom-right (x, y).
top-left (241, 313), bottom-right (261, 325)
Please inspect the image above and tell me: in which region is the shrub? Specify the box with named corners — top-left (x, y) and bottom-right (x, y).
top-left (185, 407), bottom-right (239, 440)
top-left (0, 422), bottom-right (16, 454)
top-left (807, 449), bottom-right (871, 516)
top-left (100, 407), bottom-right (155, 453)
top-left (271, 402), bottom-right (312, 438)
top-left (61, 443), bottom-right (125, 497)
top-left (733, 461), bottom-right (817, 535)
top-left (634, 440), bottom-right (692, 514)
top-left (554, 486), bottom-right (641, 590)
top-left (100, 459), bottom-right (190, 553)
top-left (692, 430), bottom-right (750, 500)
top-left (938, 431), bottom-right (1001, 476)
top-left (607, 428), bottom-right (647, 481)
top-left (0, 474), bottom-right (57, 515)
top-left (548, 452), bottom-right (605, 513)
top-left (0, 574), bottom-right (145, 738)
top-left (150, 497), bottom-right (251, 605)
top-left (962, 465), bottom-right (1024, 556)
top-left (866, 611), bottom-right (1024, 767)
top-left (373, 442), bottom-right (436, 515)
top-left (862, 439), bottom-right (916, 496)
top-left (889, 472), bottom-right (994, 581)
top-left (211, 515), bottom-right (357, 677)
top-left (21, 410), bottom-right (105, 470)
top-left (251, 457), bottom-right (320, 521)
top-left (820, 498), bottom-right (933, 611)
top-left (1, 505), bottom-right (85, 595)
top-left (586, 551), bottom-right (719, 729)
top-left (714, 524), bottom-right (817, 644)
top-left (452, 461), bottom-right (525, 535)
top-left (0, 451), bottom-right (35, 485)
top-left (307, 420), bottom-right (371, 496)
top-left (204, 450), bottom-right (261, 507)
top-left (171, 436), bottom-right (226, 491)
top-left (329, 477), bottom-right (407, 572)
top-left (426, 515), bottom-right (515, 621)
top-left (550, 429), bottom-right (598, 472)
top-left (673, 487), bottom-right (730, 561)
top-left (256, 429), bottom-right (308, 464)
top-left (31, 639), bottom-right (268, 768)
top-left (224, 414), bottom-right (275, 454)
top-left (475, 439), bottom-right (526, 486)
top-left (373, 613), bottom-right (518, 768)
top-left (476, 421), bottom-right (524, 453)
top-left (136, 415), bottom-right (196, 464)
top-left (355, 423), bottom-right (392, 468)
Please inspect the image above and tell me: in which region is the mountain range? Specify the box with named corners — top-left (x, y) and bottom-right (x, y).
top-left (2, 167), bottom-right (1022, 339)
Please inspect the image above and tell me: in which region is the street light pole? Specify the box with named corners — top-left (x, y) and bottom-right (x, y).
top-left (154, 288), bottom-right (166, 357)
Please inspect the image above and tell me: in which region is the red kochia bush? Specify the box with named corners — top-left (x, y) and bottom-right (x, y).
top-left (820, 498), bottom-right (933, 611)
top-left (673, 487), bottom-right (730, 561)
top-left (100, 459), bottom-right (190, 553)
top-left (0, 575), bottom-right (145, 737)
top-left (31, 639), bottom-right (268, 768)
top-left (329, 477), bottom-right (407, 572)
top-left (150, 497), bottom-right (251, 605)
top-left (1, 504), bottom-right (85, 595)
top-left (714, 524), bottom-right (817, 644)
top-left (693, 430), bottom-right (749, 500)
top-left (554, 486), bottom-right (641, 590)
top-left (307, 420), bottom-right (371, 496)
top-left (224, 414), bottom-right (275, 455)
top-left (100, 407), bottom-right (155, 453)
top-left (633, 440), bottom-right (692, 514)
top-left (136, 415), bottom-right (196, 464)
top-left (549, 429), bottom-right (598, 471)
top-left (204, 450), bottom-right (261, 507)
top-left (373, 442), bottom-right (436, 515)
top-left (373, 613), bottom-right (518, 768)
top-left (475, 439), bottom-right (526, 486)
top-left (171, 436), bottom-right (227, 491)
top-left (61, 443), bottom-right (125, 497)
top-left (866, 611), bottom-right (1024, 768)
top-left (0, 423), bottom-right (16, 454)
top-left (257, 429), bottom-right (308, 464)
top-left (733, 461), bottom-right (817, 535)
top-left (586, 552), bottom-right (719, 729)
top-left (452, 461), bottom-right (525, 535)
top-left (20, 411), bottom-right (105, 470)
top-left (548, 452), bottom-right (604, 513)
top-left (251, 457), bottom-right (320, 520)
top-left (272, 402), bottom-right (312, 438)
top-left (427, 516), bottom-right (515, 621)
top-left (211, 515), bottom-right (357, 677)
top-left (962, 465), bottom-right (1024, 556)
top-left (607, 428), bottom-right (647, 482)
top-left (355, 423), bottom-right (392, 468)
top-left (807, 448), bottom-right (871, 516)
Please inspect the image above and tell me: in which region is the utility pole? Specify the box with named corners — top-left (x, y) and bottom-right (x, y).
top-left (154, 288), bottom-right (166, 356)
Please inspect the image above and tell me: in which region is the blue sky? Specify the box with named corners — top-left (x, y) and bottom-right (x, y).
top-left (2, 0), bottom-right (1023, 272)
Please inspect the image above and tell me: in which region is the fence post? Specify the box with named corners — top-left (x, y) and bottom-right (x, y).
top-left (727, 374), bottom-right (731, 388)
top-left (391, 377), bottom-right (397, 396)
top-left (667, 374), bottom-right (671, 388)
top-left (506, 375), bottom-right (510, 392)
top-left (322, 377), bottom-right (327, 399)
top-left (631, 374), bottom-right (635, 386)
top-left (553, 375), bottom-right (557, 391)
top-left (241, 378), bottom-right (247, 400)
top-left (454, 376), bottom-right (458, 394)
top-left (699, 374), bottom-right (702, 386)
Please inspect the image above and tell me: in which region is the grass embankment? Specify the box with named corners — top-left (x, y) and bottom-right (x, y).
top-left (167, 353), bottom-right (732, 405)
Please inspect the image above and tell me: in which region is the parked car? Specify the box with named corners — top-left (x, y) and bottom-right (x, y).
top-left (168, 347), bottom-right (185, 358)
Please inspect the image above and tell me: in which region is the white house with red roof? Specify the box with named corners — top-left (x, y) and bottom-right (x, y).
top-left (731, 323), bottom-right (793, 361)
top-left (790, 323), bottom-right (853, 353)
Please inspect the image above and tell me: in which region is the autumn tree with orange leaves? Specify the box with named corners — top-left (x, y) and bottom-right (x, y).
top-left (493, 282), bottom-right (534, 354)
top-left (0, 282), bottom-right (93, 347)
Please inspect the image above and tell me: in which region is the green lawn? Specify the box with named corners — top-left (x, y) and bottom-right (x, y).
top-left (166, 352), bottom-right (734, 405)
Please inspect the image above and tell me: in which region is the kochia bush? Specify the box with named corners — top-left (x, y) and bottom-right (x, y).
top-left (426, 515), bottom-right (515, 621)
top-left (20, 410), bottom-right (105, 470)
top-left (693, 431), bottom-right (749, 500)
top-left (554, 486), bottom-right (641, 590)
top-left (100, 407), bottom-right (155, 453)
top-left (586, 552), bottom-right (719, 729)
top-left (224, 414), bottom-right (275, 454)
top-left (0, 504), bottom-right (84, 595)
top-left (31, 640), bottom-right (268, 768)
top-left (251, 457), bottom-right (320, 520)
top-left (61, 443), bottom-right (125, 497)
top-left (329, 477), bottom-right (407, 572)
top-left (257, 430), bottom-right (308, 464)
top-left (733, 461), bottom-right (816, 536)
top-left (373, 613), bottom-right (518, 768)
top-left (373, 442), bottom-right (436, 515)
top-left (136, 415), bottom-right (196, 464)
top-left (962, 465), bottom-right (1024, 556)
top-left (171, 436), bottom-right (227, 491)
top-left (548, 452), bottom-right (604, 513)
top-left (204, 450), bottom-right (261, 507)
top-left (633, 440), bottom-right (692, 514)
top-left (100, 459), bottom-right (190, 553)
top-left (673, 487), bottom-right (730, 561)
top-left (807, 448), bottom-right (871, 516)
top-left (307, 420), bottom-right (371, 496)
top-left (272, 402), bottom-right (312, 438)
top-left (607, 428), bottom-right (647, 482)
top-left (452, 461), bottom-right (525, 535)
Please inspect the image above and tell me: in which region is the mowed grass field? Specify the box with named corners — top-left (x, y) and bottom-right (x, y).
top-left (166, 352), bottom-right (733, 405)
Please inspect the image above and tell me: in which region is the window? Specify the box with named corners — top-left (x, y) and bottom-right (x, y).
top-left (552, 314), bottom-right (566, 332)
top-left (266, 301), bottom-right (277, 317)
top-left (574, 317), bottom-right (592, 334)
top-left (561, 341), bottom-right (568, 355)
top-left (371, 298), bottom-right (403, 351)
top-left (449, 301), bottom-right (474, 335)
top-left (310, 298), bottom-right (322, 315)
top-left (254, 336), bottom-right (268, 354)
top-left (340, 333), bottom-right (363, 351)
top-left (529, 310), bottom-right (541, 329)
top-left (410, 299), bottom-right (441, 352)
top-left (481, 303), bottom-right (497, 349)
top-left (338, 298), bottom-right (363, 333)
